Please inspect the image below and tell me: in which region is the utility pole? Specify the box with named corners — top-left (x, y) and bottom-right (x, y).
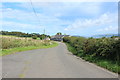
top-left (44, 29), bottom-right (45, 35)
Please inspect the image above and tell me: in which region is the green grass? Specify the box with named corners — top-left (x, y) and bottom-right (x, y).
top-left (0, 42), bottom-right (58, 56)
top-left (65, 43), bottom-right (77, 55)
top-left (95, 59), bottom-right (120, 73)
top-left (65, 42), bottom-right (120, 73)
top-left (82, 55), bottom-right (119, 73)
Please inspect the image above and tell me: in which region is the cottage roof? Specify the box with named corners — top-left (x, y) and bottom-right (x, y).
top-left (51, 35), bottom-right (69, 39)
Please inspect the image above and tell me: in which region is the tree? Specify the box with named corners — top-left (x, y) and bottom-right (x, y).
top-left (56, 32), bottom-right (62, 35)
top-left (32, 35), bottom-right (37, 39)
top-left (39, 34), bottom-right (46, 40)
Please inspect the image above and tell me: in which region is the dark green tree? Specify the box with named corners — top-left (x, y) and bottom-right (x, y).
top-left (32, 35), bottom-right (37, 39)
top-left (56, 32), bottom-right (62, 35)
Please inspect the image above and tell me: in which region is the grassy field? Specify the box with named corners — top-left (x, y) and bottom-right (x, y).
top-left (0, 35), bottom-right (58, 56)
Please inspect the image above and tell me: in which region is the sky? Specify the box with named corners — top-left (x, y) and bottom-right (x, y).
top-left (1, 2), bottom-right (118, 37)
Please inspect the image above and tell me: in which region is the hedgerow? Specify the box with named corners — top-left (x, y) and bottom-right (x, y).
top-left (63, 36), bottom-right (120, 73)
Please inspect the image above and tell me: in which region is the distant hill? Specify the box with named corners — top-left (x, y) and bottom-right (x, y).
top-left (72, 35), bottom-right (81, 37)
top-left (92, 34), bottom-right (118, 38)
top-left (72, 35), bottom-right (86, 38)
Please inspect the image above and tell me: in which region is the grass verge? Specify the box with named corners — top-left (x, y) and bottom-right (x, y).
top-left (0, 42), bottom-right (58, 56)
top-left (65, 42), bottom-right (119, 73)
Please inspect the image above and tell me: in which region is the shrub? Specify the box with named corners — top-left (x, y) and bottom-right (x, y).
top-left (63, 36), bottom-right (120, 73)
top-left (32, 35), bottom-right (37, 39)
top-left (63, 36), bottom-right (120, 61)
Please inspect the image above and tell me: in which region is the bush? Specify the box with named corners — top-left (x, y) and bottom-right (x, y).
top-left (63, 36), bottom-right (120, 73)
top-left (63, 36), bottom-right (120, 61)
top-left (32, 35), bottom-right (37, 39)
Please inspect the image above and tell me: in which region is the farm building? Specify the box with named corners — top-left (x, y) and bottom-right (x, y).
top-left (50, 35), bottom-right (70, 41)
top-left (43, 37), bottom-right (50, 40)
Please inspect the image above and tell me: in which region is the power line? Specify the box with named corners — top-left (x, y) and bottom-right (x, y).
top-left (29, 0), bottom-right (46, 34)
top-left (29, 0), bottom-right (41, 25)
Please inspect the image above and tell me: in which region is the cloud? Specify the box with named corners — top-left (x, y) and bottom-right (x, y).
top-left (2, 2), bottom-right (118, 36)
top-left (2, 2), bottom-right (105, 27)
top-left (2, 7), bottom-right (70, 34)
top-left (64, 13), bottom-right (117, 31)
top-left (96, 26), bottom-right (118, 32)
top-left (2, 7), bottom-right (71, 26)
top-left (1, 21), bottom-right (45, 32)
top-left (3, 8), bottom-right (51, 21)
top-left (14, 2), bottom-right (102, 18)
top-left (2, 0), bottom-right (119, 3)
top-left (3, 21), bottom-right (42, 29)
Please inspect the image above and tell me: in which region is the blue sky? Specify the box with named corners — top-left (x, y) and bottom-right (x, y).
top-left (1, 2), bottom-right (118, 37)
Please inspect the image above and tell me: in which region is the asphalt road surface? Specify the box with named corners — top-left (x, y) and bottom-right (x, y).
top-left (2, 42), bottom-right (118, 78)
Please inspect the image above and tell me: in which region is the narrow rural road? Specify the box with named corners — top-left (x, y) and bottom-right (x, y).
top-left (2, 42), bottom-right (118, 78)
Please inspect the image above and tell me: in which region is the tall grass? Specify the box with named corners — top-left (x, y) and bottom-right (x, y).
top-left (0, 35), bottom-right (58, 56)
top-left (0, 36), bottom-right (51, 49)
